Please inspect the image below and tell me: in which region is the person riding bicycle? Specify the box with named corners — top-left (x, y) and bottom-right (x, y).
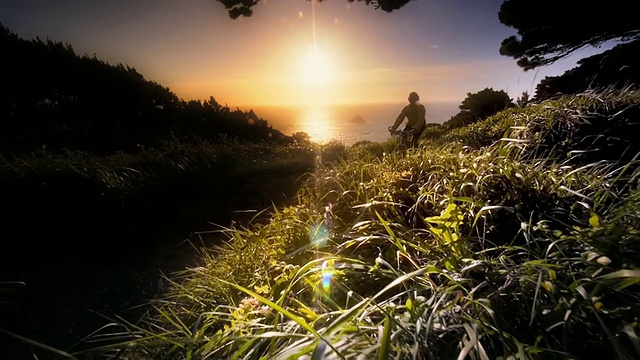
top-left (388, 91), bottom-right (426, 148)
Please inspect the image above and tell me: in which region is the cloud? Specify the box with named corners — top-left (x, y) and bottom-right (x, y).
top-left (347, 63), bottom-right (475, 84)
top-left (429, 45), bottom-right (440, 49)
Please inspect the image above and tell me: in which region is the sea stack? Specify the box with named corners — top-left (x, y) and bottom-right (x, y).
top-left (349, 114), bottom-right (366, 124)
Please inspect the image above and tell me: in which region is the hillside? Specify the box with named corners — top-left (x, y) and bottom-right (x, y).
top-left (0, 24), bottom-right (284, 154)
top-left (100, 90), bottom-right (640, 359)
top-left (0, 24), bottom-right (321, 359)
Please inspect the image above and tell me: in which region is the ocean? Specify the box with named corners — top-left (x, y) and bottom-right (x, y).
top-left (242, 102), bottom-right (459, 145)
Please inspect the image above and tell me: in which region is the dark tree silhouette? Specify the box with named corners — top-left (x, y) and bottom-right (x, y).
top-left (217, 0), bottom-right (259, 19)
top-left (0, 24), bottom-right (284, 154)
top-left (498, 0), bottom-right (640, 70)
top-left (516, 91), bottom-right (529, 107)
top-left (444, 88), bottom-right (513, 129)
top-left (214, 0), bottom-right (412, 19)
top-left (534, 40), bottom-right (640, 100)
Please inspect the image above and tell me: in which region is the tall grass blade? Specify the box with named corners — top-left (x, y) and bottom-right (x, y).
top-left (377, 315), bottom-right (392, 360)
top-left (218, 279), bottom-right (345, 359)
top-left (0, 328), bottom-right (77, 359)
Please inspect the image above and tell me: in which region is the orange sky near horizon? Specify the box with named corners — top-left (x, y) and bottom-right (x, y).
top-left (162, 1), bottom-right (610, 106)
top-left (156, 1), bottom-right (521, 106)
top-left (0, 0), bottom-right (612, 107)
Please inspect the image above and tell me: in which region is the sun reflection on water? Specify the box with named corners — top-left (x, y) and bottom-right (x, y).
top-left (298, 106), bottom-right (337, 144)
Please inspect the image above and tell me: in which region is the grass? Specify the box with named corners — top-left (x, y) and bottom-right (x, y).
top-left (0, 136), bottom-right (313, 197)
top-left (0, 136), bottom-right (317, 238)
top-left (62, 91), bottom-right (640, 358)
top-left (0, 135), bottom-right (323, 359)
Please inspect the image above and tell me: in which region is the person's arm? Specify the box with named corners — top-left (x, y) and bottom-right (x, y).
top-left (416, 104), bottom-right (427, 130)
top-left (389, 107), bottom-right (407, 131)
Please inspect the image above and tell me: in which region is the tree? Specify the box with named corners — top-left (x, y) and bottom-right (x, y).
top-left (458, 88), bottom-right (513, 119)
top-left (498, 0), bottom-right (640, 70)
top-left (0, 24), bottom-right (284, 153)
top-left (444, 88), bottom-right (513, 129)
top-left (534, 40), bottom-right (640, 101)
top-left (214, 0), bottom-right (412, 19)
top-left (516, 91), bottom-right (529, 107)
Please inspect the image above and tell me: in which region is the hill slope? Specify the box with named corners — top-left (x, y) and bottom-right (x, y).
top-left (102, 90), bottom-right (640, 359)
top-left (0, 24), bottom-right (283, 154)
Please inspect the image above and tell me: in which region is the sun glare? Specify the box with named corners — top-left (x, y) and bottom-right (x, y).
top-left (297, 48), bottom-right (333, 86)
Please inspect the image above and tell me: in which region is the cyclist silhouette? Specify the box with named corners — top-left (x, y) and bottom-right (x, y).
top-left (388, 92), bottom-right (426, 148)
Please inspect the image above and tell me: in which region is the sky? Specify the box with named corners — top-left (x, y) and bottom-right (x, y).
top-left (0, 0), bottom-right (612, 107)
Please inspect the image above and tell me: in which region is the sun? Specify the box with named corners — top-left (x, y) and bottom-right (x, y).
top-left (297, 47), bottom-right (333, 86)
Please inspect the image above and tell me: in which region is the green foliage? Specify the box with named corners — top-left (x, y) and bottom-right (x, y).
top-left (0, 137), bottom-right (315, 239)
top-left (1, 137), bottom-right (311, 197)
top-left (349, 140), bottom-right (388, 159)
top-left (98, 91), bottom-right (640, 359)
top-left (319, 140), bottom-right (348, 164)
top-left (443, 88), bottom-right (514, 130)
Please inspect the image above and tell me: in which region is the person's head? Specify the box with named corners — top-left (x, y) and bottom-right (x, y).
top-left (408, 92), bottom-right (420, 104)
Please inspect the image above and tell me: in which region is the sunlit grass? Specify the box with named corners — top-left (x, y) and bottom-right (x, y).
top-left (94, 90), bottom-right (640, 359)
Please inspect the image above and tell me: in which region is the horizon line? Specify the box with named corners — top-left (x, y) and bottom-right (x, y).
top-left (230, 99), bottom-right (462, 108)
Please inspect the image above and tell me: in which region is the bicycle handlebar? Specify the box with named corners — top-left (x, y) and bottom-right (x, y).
top-left (388, 127), bottom-right (414, 136)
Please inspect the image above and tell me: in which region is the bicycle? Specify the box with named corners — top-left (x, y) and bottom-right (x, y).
top-left (388, 127), bottom-right (415, 152)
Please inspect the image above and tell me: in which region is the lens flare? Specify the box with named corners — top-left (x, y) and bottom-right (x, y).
top-left (312, 341), bottom-right (327, 360)
top-left (321, 260), bottom-right (334, 292)
top-left (309, 223), bottom-right (329, 248)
